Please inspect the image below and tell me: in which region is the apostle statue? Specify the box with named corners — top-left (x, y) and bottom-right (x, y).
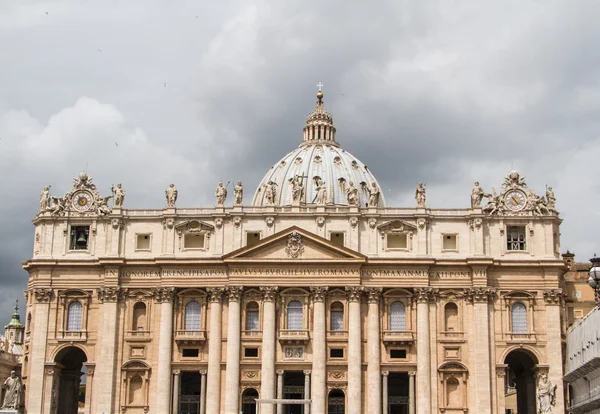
top-left (215, 181), bottom-right (228, 206)
top-left (368, 182), bottom-right (380, 207)
top-left (483, 188), bottom-right (502, 215)
top-left (264, 181), bottom-right (277, 205)
top-left (415, 182), bottom-right (426, 207)
top-left (470, 181), bottom-right (486, 208)
top-left (165, 184), bottom-right (178, 208)
top-left (346, 181), bottom-right (359, 206)
top-left (39, 186), bottom-right (51, 212)
top-left (1, 370), bottom-right (22, 410)
top-left (315, 179), bottom-right (327, 205)
top-left (546, 186), bottom-right (557, 212)
top-left (111, 183), bottom-right (126, 208)
top-left (537, 374), bottom-right (556, 413)
top-left (234, 181), bottom-right (243, 205)
top-left (290, 175), bottom-right (304, 205)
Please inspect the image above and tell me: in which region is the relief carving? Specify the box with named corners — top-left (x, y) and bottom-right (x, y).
top-left (265, 217), bottom-right (275, 227)
top-left (465, 287), bottom-right (495, 303)
top-left (285, 232), bottom-right (305, 259)
top-left (316, 216), bottom-right (325, 227)
top-left (98, 287), bottom-right (121, 303)
top-left (345, 286), bottom-right (364, 302)
top-left (260, 286), bottom-right (278, 302)
top-left (543, 289), bottom-right (564, 305)
top-left (310, 286), bottom-right (329, 302)
top-left (284, 347), bottom-right (304, 359)
top-left (34, 288), bottom-right (53, 303)
top-left (365, 287), bottom-right (383, 303)
top-left (349, 217), bottom-right (359, 228)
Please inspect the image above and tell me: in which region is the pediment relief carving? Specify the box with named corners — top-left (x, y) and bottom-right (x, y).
top-left (175, 220), bottom-right (214, 234)
top-left (377, 220), bottom-right (417, 234)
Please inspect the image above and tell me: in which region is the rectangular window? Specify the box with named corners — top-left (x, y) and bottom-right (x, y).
top-left (573, 291), bottom-right (581, 299)
top-left (244, 347), bottom-right (259, 358)
top-left (330, 232), bottom-right (344, 247)
top-left (442, 234), bottom-right (457, 251)
top-left (184, 234), bottom-right (205, 249)
top-left (136, 234), bottom-right (151, 251)
top-left (330, 348), bottom-right (344, 358)
top-left (69, 226), bottom-right (90, 250)
top-left (507, 226), bottom-right (526, 251)
top-left (575, 310), bottom-right (584, 320)
top-left (387, 234), bottom-right (407, 249)
top-left (246, 232), bottom-right (261, 247)
top-left (182, 348), bottom-right (199, 358)
top-left (390, 349), bottom-right (407, 359)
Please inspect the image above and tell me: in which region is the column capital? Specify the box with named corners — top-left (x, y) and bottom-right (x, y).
top-left (408, 371), bottom-right (416, 377)
top-left (345, 286), bottom-right (364, 302)
top-left (226, 286), bottom-right (243, 302)
top-left (303, 370), bottom-right (312, 375)
top-left (260, 286), bottom-right (279, 301)
top-left (543, 288), bottom-right (565, 305)
top-left (365, 287), bottom-right (383, 303)
top-left (207, 287), bottom-right (226, 303)
top-left (414, 287), bottom-right (435, 303)
top-left (173, 370), bottom-right (181, 375)
top-left (98, 286), bottom-right (123, 303)
top-left (83, 363), bottom-right (96, 377)
top-left (310, 286), bottom-right (329, 302)
top-left (152, 286), bottom-right (176, 303)
top-left (277, 370), bottom-right (285, 375)
top-left (465, 287), bottom-right (496, 303)
top-left (382, 371), bottom-right (389, 377)
top-left (33, 288), bottom-right (53, 303)
top-left (199, 370), bottom-right (207, 375)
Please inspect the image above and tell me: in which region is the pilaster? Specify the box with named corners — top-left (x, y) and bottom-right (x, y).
top-left (27, 288), bottom-right (52, 414)
top-left (543, 289), bottom-right (566, 411)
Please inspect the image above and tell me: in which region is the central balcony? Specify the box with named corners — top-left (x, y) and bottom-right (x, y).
top-left (278, 329), bottom-right (310, 344)
top-left (382, 330), bottom-right (415, 345)
top-left (175, 330), bottom-right (207, 345)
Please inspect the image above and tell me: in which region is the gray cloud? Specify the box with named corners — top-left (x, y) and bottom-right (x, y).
top-left (1, 0), bottom-right (599, 320)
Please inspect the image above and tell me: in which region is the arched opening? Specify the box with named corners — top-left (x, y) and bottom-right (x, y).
top-left (444, 302), bottom-right (458, 332)
top-left (54, 346), bottom-right (87, 414)
top-left (132, 302), bottom-right (147, 331)
top-left (287, 300), bottom-right (303, 330)
top-left (179, 371), bottom-right (202, 414)
top-left (128, 375), bottom-right (143, 405)
top-left (390, 301), bottom-right (406, 332)
top-left (328, 389), bottom-right (345, 414)
top-left (283, 371), bottom-right (305, 414)
top-left (504, 349), bottom-right (538, 414)
top-left (330, 301), bottom-right (344, 332)
top-left (185, 301), bottom-right (201, 331)
top-left (446, 377), bottom-right (461, 407)
top-left (242, 388), bottom-right (258, 414)
top-left (246, 301), bottom-right (259, 331)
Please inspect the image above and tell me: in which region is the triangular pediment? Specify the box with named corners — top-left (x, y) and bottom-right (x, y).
top-left (223, 226), bottom-right (366, 262)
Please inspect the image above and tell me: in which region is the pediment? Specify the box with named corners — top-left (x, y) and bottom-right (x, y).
top-left (223, 226), bottom-right (366, 262)
top-left (377, 220), bottom-right (417, 233)
top-left (175, 220), bottom-right (214, 233)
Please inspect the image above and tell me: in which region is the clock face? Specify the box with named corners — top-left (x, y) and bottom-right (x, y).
top-left (72, 191), bottom-right (93, 212)
top-left (504, 190), bottom-right (526, 211)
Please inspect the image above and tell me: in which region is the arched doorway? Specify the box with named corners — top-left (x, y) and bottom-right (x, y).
top-left (242, 388), bottom-right (258, 414)
top-left (328, 389), bottom-right (345, 414)
top-left (504, 349), bottom-right (538, 414)
top-left (54, 346), bottom-right (87, 414)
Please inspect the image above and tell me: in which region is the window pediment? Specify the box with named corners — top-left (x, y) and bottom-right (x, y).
top-left (175, 220), bottom-right (214, 234)
top-left (377, 220), bottom-right (417, 233)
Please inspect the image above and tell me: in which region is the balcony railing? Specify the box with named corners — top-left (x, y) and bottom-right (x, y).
top-left (382, 330), bottom-right (416, 344)
top-left (439, 331), bottom-right (465, 342)
top-left (278, 329), bottom-right (310, 344)
top-left (505, 332), bottom-right (537, 343)
top-left (58, 330), bottom-right (87, 342)
top-left (125, 330), bottom-right (152, 342)
top-left (327, 330), bottom-right (348, 341)
top-left (175, 330), bottom-right (207, 344)
top-left (242, 330), bottom-right (262, 338)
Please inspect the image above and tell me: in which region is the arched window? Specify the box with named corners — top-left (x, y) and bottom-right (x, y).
top-left (330, 302), bottom-right (344, 331)
top-left (328, 389), bottom-right (345, 414)
top-left (246, 302), bottom-right (259, 331)
top-left (444, 303), bottom-right (459, 332)
top-left (67, 301), bottom-right (83, 332)
top-left (446, 377), bottom-right (461, 407)
top-left (390, 301), bottom-right (406, 331)
top-left (511, 302), bottom-right (527, 334)
top-left (132, 302), bottom-right (147, 331)
top-left (242, 388), bottom-right (259, 414)
top-left (287, 300), bottom-right (303, 330)
top-left (129, 375), bottom-right (143, 405)
top-left (185, 301), bottom-right (201, 331)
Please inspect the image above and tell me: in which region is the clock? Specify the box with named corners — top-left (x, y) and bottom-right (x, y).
top-left (504, 190), bottom-right (526, 211)
top-left (72, 191), bottom-right (93, 212)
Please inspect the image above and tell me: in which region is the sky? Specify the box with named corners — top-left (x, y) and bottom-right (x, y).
top-left (1, 0), bottom-right (600, 321)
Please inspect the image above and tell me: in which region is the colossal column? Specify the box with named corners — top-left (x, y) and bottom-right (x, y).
top-left (346, 286), bottom-right (363, 414)
top-left (206, 287), bottom-right (225, 414)
top-left (543, 289), bottom-right (566, 410)
top-left (153, 286), bottom-right (176, 414)
top-left (260, 286), bottom-right (278, 414)
top-left (310, 286), bottom-right (329, 414)
top-left (415, 287), bottom-right (432, 414)
top-left (95, 286), bottom-right (122, 414)
top-left (366, 287), bottom-right (383, 414)
top-left (27, 288), bottom-right (52, 414)
top-left (224, 286), bottom-right (243, 414)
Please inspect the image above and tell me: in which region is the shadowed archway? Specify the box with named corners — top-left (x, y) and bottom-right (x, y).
top-left (54, 346), bottom-right (87, 414)
top-left (504, 349), bottom-right (538, 414)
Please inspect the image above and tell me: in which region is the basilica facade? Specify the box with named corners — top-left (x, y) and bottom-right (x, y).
top-left (22, 91), bottom-right (567, 414)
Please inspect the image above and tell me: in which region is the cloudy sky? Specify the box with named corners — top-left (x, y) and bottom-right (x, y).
top-left (1, 0), bottom-right (599, 320)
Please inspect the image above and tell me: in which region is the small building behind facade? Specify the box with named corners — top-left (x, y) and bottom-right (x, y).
top-left (0, 302), bottom-right (24, 407)
top-left (563, 253), bottom-right (596, 327)
top-left (22, 90), bottom-right (569, 414)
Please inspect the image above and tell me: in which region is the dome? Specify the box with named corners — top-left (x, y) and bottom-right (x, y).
top-left (251, 91), bottom-right (385, 208)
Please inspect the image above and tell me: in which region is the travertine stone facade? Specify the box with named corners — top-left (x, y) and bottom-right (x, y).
top-left (21, 92), bottom-right (568, 414)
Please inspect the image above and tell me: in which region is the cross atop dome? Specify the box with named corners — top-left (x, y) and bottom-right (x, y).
top-left (302, 86), bottom-right (336, 146)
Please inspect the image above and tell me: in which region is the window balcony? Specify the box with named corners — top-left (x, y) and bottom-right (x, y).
top-left (278, 329), bottom-right (310, 344)
top-left (57, 330), bottom-right (87, 342)
top-left (327, 330), bottom-right (348, 342)
top-left (505, 332), bottom-right (537, 343)
top-left (242, 330), bottom-right (262, 339)
top-left (382, 330), bottom-right (415, 345)
top-left (439, 331), bottom-right (466, 343)
top-left (175, 330), bottom-right (207, 345)
top-left (125, 330), bottom-right (152, 343)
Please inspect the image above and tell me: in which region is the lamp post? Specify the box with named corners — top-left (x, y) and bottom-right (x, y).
top-left (587, 255), bottom-right (600, 307)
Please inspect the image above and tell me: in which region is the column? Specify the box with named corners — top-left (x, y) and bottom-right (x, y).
top-left (310, 286), bottom-right (328, 414)
top-left (382, 371), bottom-right (389, 414)
top-left (95, 286), bottom-right (122, 414)
top-left (408, 371), bottom-right (416, 414)
top-left (469, 288), bottom-right (493, 414)
top-left (415, 288), bottom-right (431, 414)
top-left (172, 370), bottom-right (181, 414)
top-left (153, 287), bottom-right (176, 414)
top-left (346, 286), bottom-right (363, 414)
top-left (200, 370), bottom-right (207, 414)
top-left (544, 289), bottom-right (566, 410)
top-left (43, 363), bottom-right (61, 413)
top-left (277, 370), bottom-right (284, 414)
top-left (304, 370), bottom-right (311, 414)
top-left (27, 288), bottom-right (52, 414)
top-left (83, 363), bottom-right (95, 414)
top-left (260, 286), bottom-right (278, 414)
top-left (224, 286), bottom-right (243, 414)
top-left (206, 287), bottom-right (225, 414)
top-left (366, 288), bottom-right (383, 414)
